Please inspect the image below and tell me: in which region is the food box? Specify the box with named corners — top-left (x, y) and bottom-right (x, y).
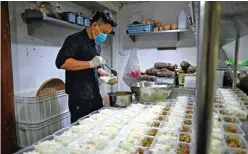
top-left (220, 115), bottom-right (242, 126)
top-left (179, 133), bottom-right (191, 143)
top-left (177, 143), bottom-right (191, 154)
top-left (224, 134), bottom-right (248, 149)
top-left (222, 123), bottom-right (245, 136)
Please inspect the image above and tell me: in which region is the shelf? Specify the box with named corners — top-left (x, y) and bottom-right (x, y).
top-left (21, 11), bottom-right (115, 36)
top-left (127, 29), bottom-right (188, 42)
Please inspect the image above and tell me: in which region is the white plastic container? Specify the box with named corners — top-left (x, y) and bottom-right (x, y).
top-left (178, 10), bottom-right (187, 29)
top-left (16, 112), bottom-right (70, 148)
top-left (14, 90), bottom-right (69, 124)
top-left (184, 76), bottom-right (196, 88)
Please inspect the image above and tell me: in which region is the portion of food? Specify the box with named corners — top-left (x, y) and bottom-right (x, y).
top-left (141, 137), bottom-right (154, 147)
top-left (150, 121), bottom-right (160, 128)
top-left (179, 134), bottom-right (191, 143)
top-left (185, 114), bottom-right (192, 119)
top-left (181, 125), bottom-right (190, 133)
top-left (177, 143), bottom-right (190, 154)
top-left (147, 129), bottom-right (158, 136)
top-left (224, 124), bottom-right (239, 133)
top-left (226, 135), bottom-right (245, 148)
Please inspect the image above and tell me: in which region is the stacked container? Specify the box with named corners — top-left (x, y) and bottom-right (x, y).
top-left (14, 90), bottom-right (70, 147)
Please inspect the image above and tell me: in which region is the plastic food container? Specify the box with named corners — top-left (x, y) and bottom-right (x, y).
top-left (224, 134), bottom-right (248, 149)
top-left (149, 121), bottom-right (161, 128)
top-left (179, 133), bottom-right (191, 143)
top-left (34, 136), bottom-right (63, 154)
top-left (184, 119), bottom-right (192, 126)
top-left (180, 125), bottom-right (192, 133)
top-left (220, 115), bottom-right (242, 126)
top-left (222, 123), bottom-right (245, 136)
top-left (176, 142), bottom-right (191, 154)
top-left (147, 128), bottom-right (159, 136)
top-left (140, 136), bottom-right (155, 148)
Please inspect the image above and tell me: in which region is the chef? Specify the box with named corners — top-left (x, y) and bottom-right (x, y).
top-left (55, 10), bottom-right (117, 123)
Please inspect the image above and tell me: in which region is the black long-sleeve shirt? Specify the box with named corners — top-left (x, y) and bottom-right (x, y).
top-left (56, 29), bottom-right (101, 99)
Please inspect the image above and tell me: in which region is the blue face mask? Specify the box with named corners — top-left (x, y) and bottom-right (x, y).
top-left (94, 31), bottom-right (107, 44)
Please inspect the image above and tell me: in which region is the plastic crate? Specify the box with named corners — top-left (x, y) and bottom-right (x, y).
top-left (127, 24), bottom-right (154, 33)
top-left (14, 90), bottom-right (69, 124)
top-left (16, 111), bottom-right (70, 148)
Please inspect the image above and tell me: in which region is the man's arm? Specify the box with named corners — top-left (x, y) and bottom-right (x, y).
top-left (56, 36), bottom-right (90, 71)
top-left (61, 58), bottom-right (90, 71)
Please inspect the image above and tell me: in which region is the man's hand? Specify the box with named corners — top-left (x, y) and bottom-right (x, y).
top-left (98, 68), bottom-right (110, 76)
top-left (89, 56), bottom-right (105, 68)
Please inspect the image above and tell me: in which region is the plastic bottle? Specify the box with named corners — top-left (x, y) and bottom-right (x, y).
top-left (178, 10), bottom-right (187, 29)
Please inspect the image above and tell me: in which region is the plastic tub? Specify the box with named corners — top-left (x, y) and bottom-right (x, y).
top-left (222, 123), bottom-right (245, 136)
top-left (16, 112), bottom-right (70, 147)
top-left (14, 90), bottom-right (68, 124)
top-left (176, 142), bottom-right (191, 154)
top-left (220, 115), bottom-right (242, 126)
top-left (224, 134), bottom-right (248, 149)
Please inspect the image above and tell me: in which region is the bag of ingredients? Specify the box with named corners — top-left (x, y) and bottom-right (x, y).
top-left (123, 48), bottom-right (141, 86)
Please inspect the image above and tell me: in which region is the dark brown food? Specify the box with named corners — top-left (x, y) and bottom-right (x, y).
top-left (181, 126), bottom-right (190, 133)
top-left (226, 135), bottom-right (245, 148)
top-left (154, 62), bottom-right (169, 69)
top-left (186, 66), bottom-right (195, 74)
top-left (180, 61), bottom-right (190, 71)
top-left (147, 129), bottom-right (158, 136)
top-left (225, 125), bottom-right (239, 133)
top-left (141, 137), bottom-right (154, 147)
top-left (177, 143), bottom-right (190, 154)
top-left (184, 120), bottom-right (192, 125)
top-left (157, 71), bottom-right (174, 77)
top-left (180, 134), bottom-right (191, 143)
top-left (145, 67), bottom-right (160, 76)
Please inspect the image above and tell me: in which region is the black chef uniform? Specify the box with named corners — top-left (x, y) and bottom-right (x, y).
top-left (56, 29), bottom-right (103, 123)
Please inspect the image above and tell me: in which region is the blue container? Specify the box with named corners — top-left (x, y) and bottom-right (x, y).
top-left (127, 24), bottom-right (154, 34)
top-left (84, 18), bottom-right (91, 27)
top-left (63, 12), bottom-right (76, 23)
top-left (76, 13), bottom-right (84, 26)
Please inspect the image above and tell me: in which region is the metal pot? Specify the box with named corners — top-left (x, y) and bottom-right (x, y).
top-left (130, 81), bottom-right (173, 103)
top-left (108, 91), bottom-right (133, 108)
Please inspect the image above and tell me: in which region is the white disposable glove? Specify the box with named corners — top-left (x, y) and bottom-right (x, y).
top-left (89, 56), bottom-right (105, 68)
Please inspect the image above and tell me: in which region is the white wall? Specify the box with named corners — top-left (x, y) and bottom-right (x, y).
top-left (222, 35), bottom-right (248, 62)
top-left (9, 1), bottom-right (112, 97)
top-left (115, 2), bottom-right (197, 91)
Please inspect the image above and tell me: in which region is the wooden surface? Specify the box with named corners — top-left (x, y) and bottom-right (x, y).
top-left (1, 1), bottom-right (18, 153)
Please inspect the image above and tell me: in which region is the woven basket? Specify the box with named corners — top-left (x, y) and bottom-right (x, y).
top-left (36, 78), bottom-right (65, 96)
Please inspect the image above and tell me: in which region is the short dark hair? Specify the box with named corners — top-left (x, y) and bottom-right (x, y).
top-left (91, 10), bottom-right (117, 27)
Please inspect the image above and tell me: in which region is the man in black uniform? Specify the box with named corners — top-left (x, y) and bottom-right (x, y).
top-left (55, 10), bottom-right (117, 123)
